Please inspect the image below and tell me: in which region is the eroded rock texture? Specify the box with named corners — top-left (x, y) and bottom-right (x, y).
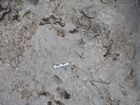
top-left (0, 0), bottom-right (140, 105)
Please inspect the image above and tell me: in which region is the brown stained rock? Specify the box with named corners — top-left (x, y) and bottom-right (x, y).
top-left (0, 7), bottom-right (38, 68)
top-left (0, 7), bottom-right (11, 21)
top-left (55, 28), bottom-right (65, 37)
top-left (69, 28), bottom-right (79, 34)
top-left (47, 101), bottom-right (52, 105)
top-left (21, 12), bottom-right (38, 40)
top-left (38, 91), bottom-right (50, 97)
top-left (63, 91), bottom-right (70, 99)
top-left (54, 100), bottom-right (65, 105)
top-left (124, 69), bottom-right (135, 87)
top-left (104, 97), bottom-right (120, 105)
top-left (54, 87), bottom-right (70, 101)
top-left (39, 15), bottom-right (65, 27)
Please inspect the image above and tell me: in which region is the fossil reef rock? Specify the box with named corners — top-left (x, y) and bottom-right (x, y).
top-left (0, 0), bottom-right (140, 105)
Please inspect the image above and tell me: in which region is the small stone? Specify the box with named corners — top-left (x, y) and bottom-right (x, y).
top-left (51, 75), bottom-right (63, 85)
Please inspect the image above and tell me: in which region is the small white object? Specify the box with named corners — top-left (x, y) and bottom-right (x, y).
top-left (53, 63), bottom-right (69, 69)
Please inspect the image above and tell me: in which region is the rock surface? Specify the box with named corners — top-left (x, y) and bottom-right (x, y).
top-left (0, 0), bottom-right (140, 105)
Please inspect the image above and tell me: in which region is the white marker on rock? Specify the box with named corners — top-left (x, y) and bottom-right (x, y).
top-left (53, 62), bottom-right (70, 69)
